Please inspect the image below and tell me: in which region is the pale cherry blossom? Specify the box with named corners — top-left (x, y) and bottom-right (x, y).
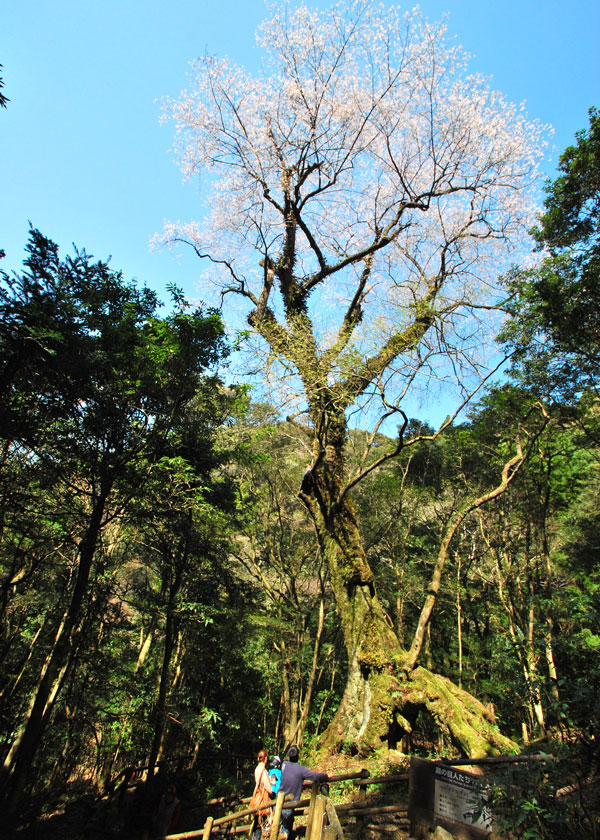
top-left (157, 0), bottom-right (549, 419)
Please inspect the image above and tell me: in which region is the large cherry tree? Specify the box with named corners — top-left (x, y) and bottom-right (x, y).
top-left (160, 0), bottom-right (547, 756)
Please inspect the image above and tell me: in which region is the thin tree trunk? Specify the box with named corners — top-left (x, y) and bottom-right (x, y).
top-left (526, 580), bottom-right (545, 734)
top-left (146, 603), bottom-right (177, 779)
top-left (277, 638), bottom-right (295, 744)
top-left (314, 661), bottom-right (337, 739)
top-left (545, 618), bottom-right (560, 703)
top-left (0, 620), bottom-right (45, 705)
top-left (146, 543), bottom-right (186, 780)
top-left (1, 484), bottom-right (110, 811)
top-left (492, 545), bottom-right (545, 738)
top-left (282, 587), bottom-right (326, 750)
top-left (135, 613), bottom-right (159, 675)
top-left (405, 444), bottom-right (527, 672)
top-left (457, 554), bottom-right (463, 689)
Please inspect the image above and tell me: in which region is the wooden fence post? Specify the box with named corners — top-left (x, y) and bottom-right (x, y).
top-left (269, 791), bottom-right (286, 840)
top-left (308, 794), bottom-right (327, 840)
top-left (202, 816), bottom-right (214, 840)
top-left (304, 782), bottom-right (320, 840)
top-left (356, 779), bottom-right (366, 830)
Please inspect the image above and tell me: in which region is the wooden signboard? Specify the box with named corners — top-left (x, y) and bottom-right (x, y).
top-left (408, 757), bottom-right (492, 839)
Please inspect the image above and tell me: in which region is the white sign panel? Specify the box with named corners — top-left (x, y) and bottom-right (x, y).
top-left (434, 766), bottom-right (492, 831)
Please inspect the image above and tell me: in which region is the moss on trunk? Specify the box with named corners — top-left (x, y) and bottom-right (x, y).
top-left (322, 659), bottom-right (517, 758)
top-left (308, 496), bottom-right (518, 759)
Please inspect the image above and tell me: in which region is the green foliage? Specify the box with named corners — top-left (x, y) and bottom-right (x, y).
top-left (501, 107), bottom-right (600, 398)
top-left (0, 230), bottom-right (245, 810)
top-left (537, 106), bottom-right (599, 259)
top-left (487, 750), bottom-right (599, 839)
top-left (352, 381), bottom-right (600, 753)
top-left (226, 410), bottom-right (343, 749)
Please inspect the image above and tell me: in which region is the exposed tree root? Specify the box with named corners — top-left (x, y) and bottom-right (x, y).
top-left (322, 664), bottom-right (518, 759)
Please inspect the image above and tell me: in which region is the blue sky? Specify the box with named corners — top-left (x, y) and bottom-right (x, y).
top-left (2, 0), bottom-right (598, 297)
top-left (1, 0), bottom-right (599, 425)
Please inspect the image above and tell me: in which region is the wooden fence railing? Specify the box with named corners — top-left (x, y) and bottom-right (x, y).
top-left (162, 769), bottom-right (410, 840)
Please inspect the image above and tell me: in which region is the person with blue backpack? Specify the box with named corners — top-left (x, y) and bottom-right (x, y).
top-left (268, 756), bottom-right (281, 794)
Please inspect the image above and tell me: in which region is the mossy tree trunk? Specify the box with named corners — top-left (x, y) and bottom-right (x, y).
top-left (297, 409), bottom-right (519, 758)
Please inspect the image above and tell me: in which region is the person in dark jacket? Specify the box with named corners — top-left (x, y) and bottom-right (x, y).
top-left (278, 746), bottom-right (328, 840)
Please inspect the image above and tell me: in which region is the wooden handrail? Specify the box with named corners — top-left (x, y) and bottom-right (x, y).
top-left (340, 804), bottom-right (408, 817)
top-left (206, 793), bottom-right (247, 806)
top-left (437, 754), bottom-right (554, 766)
top-left (212, 797), bottom-right (309, 828)
top-left (353, 772), bottom-right (407, 786)
top-left (201, 772), bottom-right (364, 815)
top-left (325, 769), bottom-right (369, 783)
